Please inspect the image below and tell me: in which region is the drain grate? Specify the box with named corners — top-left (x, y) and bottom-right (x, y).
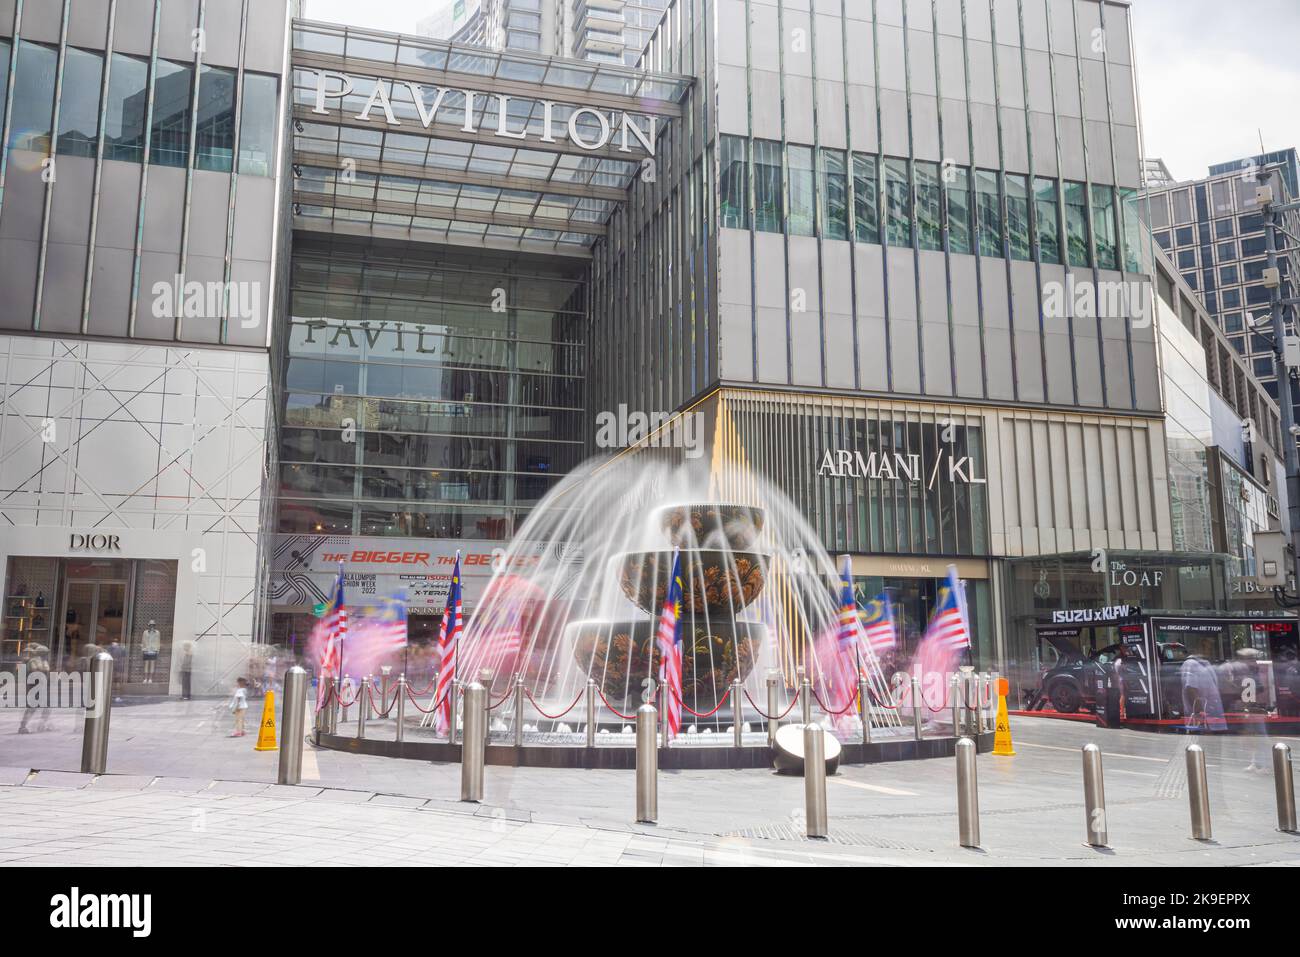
top-left (723, 823), bottom-right (921, 850)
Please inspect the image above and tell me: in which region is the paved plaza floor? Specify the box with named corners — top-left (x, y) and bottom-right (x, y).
top-left (2, 698), bottom-right (1299, 866)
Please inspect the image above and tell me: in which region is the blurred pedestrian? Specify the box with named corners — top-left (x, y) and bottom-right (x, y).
top-left (228, 677), bottom-right (250, 737)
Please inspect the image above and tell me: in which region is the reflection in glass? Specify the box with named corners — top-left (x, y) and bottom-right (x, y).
top-left (787, 145), bottom-right (815, 237)
top-left (914, 161), bottom-right (942, 251)
top-left (719, 135), bottom-right (749, 229)
top-left (852, 153), bottom-right (879, 244)
top-left (150, 60), bottom-right (193, 168)
top-left (104, 53), bottom-right (149, 163)
top-left (946, 166), bottom-right (972, 254)
top-left (819, 148), bottom-right (849, 240)
top-left (195, 65), bottom-right (236, 171)
top-left (1033, 177), bottom-right (1061, 264)
top-left (239, 73), bottom-right (279, 176)
top-left (56, 48), bottom-right (104, 157)
top-left (1064, 180), bottom-right (1090, 267)
top-left (1091, 184), bottom-right (1118, 270)
top-left (753, 139), bottom-right (783, 233)
top-left (975, 169), bottom-right (1001, 257)
top-left (8, 41), bottom-right (57, 153)
top-left (884, 158), bottom-right (911, 247)
top-left (1005, 174), bottom-right (1031, 261)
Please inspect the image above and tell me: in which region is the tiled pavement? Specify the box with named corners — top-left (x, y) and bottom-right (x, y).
top-left (3, 701), bottom-right (1300, 865)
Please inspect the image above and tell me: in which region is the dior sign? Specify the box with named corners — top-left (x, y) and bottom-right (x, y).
top-left (309, 69), bottom-right (658, 156)
top-left (70, 533), bottom-right (121, 552)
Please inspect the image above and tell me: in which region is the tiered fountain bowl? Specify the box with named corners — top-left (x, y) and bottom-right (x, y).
top-left (569, 503), bottom-right (770, 709)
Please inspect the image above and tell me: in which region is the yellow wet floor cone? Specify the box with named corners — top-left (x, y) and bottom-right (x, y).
top-left (993, 677), bottom-right (1015, 756)
top-left (254, 690), bottom-right (278, 751)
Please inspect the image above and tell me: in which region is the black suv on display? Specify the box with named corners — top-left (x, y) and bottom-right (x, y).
top-left (1034, 636), bottom-right (1190, 715)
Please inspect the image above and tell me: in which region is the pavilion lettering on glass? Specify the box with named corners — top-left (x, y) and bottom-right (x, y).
top-left (308, 69), bottom-right (659, 155)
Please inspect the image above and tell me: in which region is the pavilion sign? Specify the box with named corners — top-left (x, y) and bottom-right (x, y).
top-left (307, 69), bottom-right (659, 156)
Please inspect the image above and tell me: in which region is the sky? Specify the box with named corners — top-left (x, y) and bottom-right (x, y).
top-left (299, 0), bottom-right (1300, 185)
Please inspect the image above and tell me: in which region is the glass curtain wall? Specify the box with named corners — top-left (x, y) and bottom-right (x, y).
top-left (278, 244), bottom-right (586, 540)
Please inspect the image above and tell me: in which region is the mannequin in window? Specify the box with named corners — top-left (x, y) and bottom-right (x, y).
top-left (141, 619), bottom-right (161, 683)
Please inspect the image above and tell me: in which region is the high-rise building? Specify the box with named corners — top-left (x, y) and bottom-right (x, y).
top-left (419, 0), bottom-right (668, 66)
top-left (1141, 155), bottom-right (1300, 431)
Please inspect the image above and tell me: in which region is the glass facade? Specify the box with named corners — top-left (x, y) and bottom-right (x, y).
top-left (278, 242), bottom-right (585, 540)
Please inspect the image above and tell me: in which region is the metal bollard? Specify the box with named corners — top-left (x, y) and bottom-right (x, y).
top-left (732, 679), bottom-right (743, 748)
top-left (395, 675), bottom-right (406, 744)
top-left (1186, 744), bottom-right (1212, 841)
top-left (341, 674), bottom-right (351, 724)
top-left (766, 671), bottom-right (780, 747)
top-left (911, 676), bottom-right (924, 741)
top-left (1274, 742), bottom-right (1297, 833)
top-left (460, 682), bottom-right (486, 802)
top-left (859, 677), bottom-right (872, 745)
top-left (379, 667), bottom-right (392, 721)
top-left (800, 670), bottom-right (812, 725)
top-left (80, 652), bottom-right (114, 774)
top-left (950, 674), bottom-right (961, 736)
top-left (988, 672), bottom-right (1000, 733)
top-left (513, 674), bottom-right (525, 748)
top-left (356, 674), bottom-right (371, 740)
top-left (1082, 743), bottom-right (1108, 847)
top-left (804, 722), bottom-right (829, 839)
top-left (956, 737), bottom-right (980, 848)
top-left (278, 667), bottom-right (307, 786)
top-left (585, 678), bottom-right (597, 748)
top-left (636, 703), bottom-right (658, 823)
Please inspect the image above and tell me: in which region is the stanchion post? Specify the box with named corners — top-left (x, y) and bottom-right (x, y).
top-left (450, 679), bottom-right (460, 745)
top-left (804, 723), bottom-right (828, 839)
top-left (356, 674), bottom-right (371, 740)
top-left (80, 652), bottom-right (114, 774)
top-left (950, 674), bottom-right (961, 736)
top-left (585, 678), bottom-right (597, 748)
top-left (341, 674), bottom-right (351, 724)
top-left (766, 671), bottom-right (780, 747)
top-left (859, 677), bottom-right (872, 745)
top-left (1274, 742), bottom-right (1297, 833)
top-left (513, 674), bottom-right (525, 749)
top-left (379, 666), bottom-right (392, 721)
top-left (328, 676), bottom-right (340, 734)
top-left (460, 682), bottom-right (486, 802)
top-left (799, 668), bottom-right (812, 725)
top-left (395, 674), bottom-right (406, 744)
top-left (731, 679), bottom-right (743, 748)
top-left (1082, 743), bottom-right (1107, 847)
top-left (956, 737), bottom-right (980, 848)
top-left (636, 703), bottom-right (658, 823)
top-left (911, 675), bottom-right (924, 742)
top-left (278, 667), bottom-right (307, 786)
top-left (1186, 743), bottom-right (1212, 841)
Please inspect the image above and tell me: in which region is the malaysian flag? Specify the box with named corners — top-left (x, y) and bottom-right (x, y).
top-left (375, 591), bottom-right (408, 651)
top-left (924, 565), bottom-right (971, 654)
top-left (318, 563), bottom-right (346, 681)
top-left (433, 553), bottom-right (463, 736)
top-left (656, 550), bottom-right (685, 742)
top-left (860, 592), bottom-right (897, 656)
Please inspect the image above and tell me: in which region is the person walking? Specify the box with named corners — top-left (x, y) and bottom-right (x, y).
top-left (17, 644), bottom-right (51, 734)
top-left (179, 642), bottom-right (195, 701)
top-left (228, 677), bottom-right (250, 737)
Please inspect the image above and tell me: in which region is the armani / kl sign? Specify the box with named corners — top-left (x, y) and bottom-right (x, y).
top-left (309, 69), bottom-right (658, 156)
top-left (817, 447), bottom-right (987, 488)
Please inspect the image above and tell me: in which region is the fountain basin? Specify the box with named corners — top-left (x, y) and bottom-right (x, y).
top-left (616, 549), bottom-right (767, 615)
top-left (569, 617), bottom-right (765, 710)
